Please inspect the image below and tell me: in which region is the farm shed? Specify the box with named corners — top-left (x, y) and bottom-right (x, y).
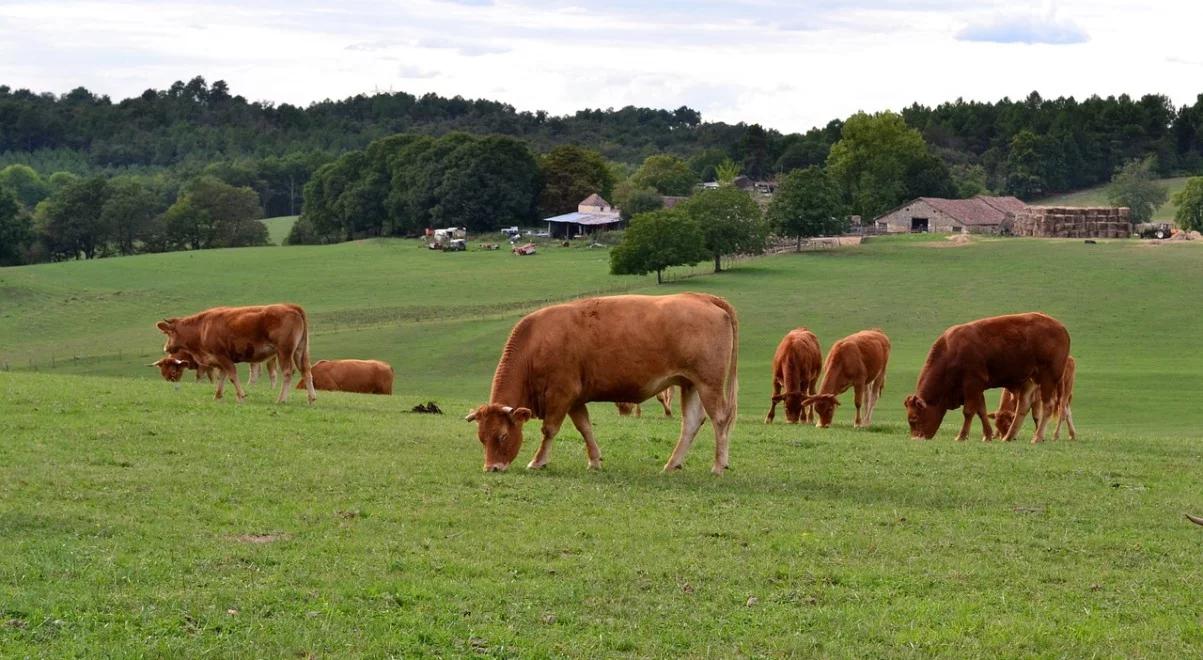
top-left (874, 196), bottom-right (1027, 234)
top-left (1005, 206), bottom-right (1132, 238)
top-left (543, 194), bottom-right (624, 238)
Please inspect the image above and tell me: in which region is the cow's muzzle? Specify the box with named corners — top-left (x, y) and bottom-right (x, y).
top-left (484, 463), bottom-right (510, 473)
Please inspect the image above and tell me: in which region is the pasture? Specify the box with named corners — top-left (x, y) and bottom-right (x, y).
top-left (3, 234), bottom-right (1203, 655)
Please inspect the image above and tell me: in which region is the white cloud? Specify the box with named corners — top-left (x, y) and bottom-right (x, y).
top-left (0, 0), bottom-right (1200, 134)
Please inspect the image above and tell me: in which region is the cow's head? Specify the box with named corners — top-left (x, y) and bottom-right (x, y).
top-left (988, 409), bottom-right (1016, 438)
top-left (156, 318), bottom-right (182, 353)
top-left (904, 394), bottom-right (945, 439)
top-left (802, 393), bottom-right (840, 428)
top-left (772, 391), bottom-right (807, 423)
top-left (149, 356), bottom-right (189, 382)
top-left (465, 404), bottom-right (533, 472)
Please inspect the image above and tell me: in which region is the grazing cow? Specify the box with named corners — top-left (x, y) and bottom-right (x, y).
top-left (991, 356), bottom-right (1078, 440)
top-left (151, 351), bottom-right (278, 387)
top-left (764, 328), bottom-right (822, 424)
top-left (466, 293), bottom-right (738, 474)
top-left (297, 359), bottom-right (394, 395)
top-left (156, 303), bottom-right (316, 403)
top-left (904, 312), bottom-right (1069, 442)
top-left (615, 388), bottom-right (675, 418)
top-left (803, 329), bottom-right (891, 428)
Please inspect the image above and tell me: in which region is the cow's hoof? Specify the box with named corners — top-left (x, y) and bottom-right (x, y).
top-left (526, 462), bottom-right (547, 470)
top-left (710, 464), bottom-right (727, 475)
top-left (662, 463), bottom-right (684, 472)
top-left (586, 461), bottom-right (601, 471)
top-left (982, 436), bottom-right (992, 442)
top-left (953, 435), bottom-right (967, 442)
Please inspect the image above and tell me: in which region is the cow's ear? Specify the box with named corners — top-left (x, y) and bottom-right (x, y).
top-left (465, 407), bottom-right (481, 422)
top-left (511, 407), bottom-right (533, 423)
top-left (156, 319), bottom-right (175, 334)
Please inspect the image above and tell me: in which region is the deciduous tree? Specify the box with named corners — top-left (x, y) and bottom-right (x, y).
top-left (610, 209), bottom-right (706, 284)
top-left (1172, 176), bottom-right (1203, 232)
top-left (767, 166), bottom-right (846, 251)
top-left (681, 186), bottom-right (766, 272)
top-left (1106, 157), bottom-right (1168, 223)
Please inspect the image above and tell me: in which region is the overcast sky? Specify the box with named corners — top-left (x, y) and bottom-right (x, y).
top-left (1, 0), bottom-right (1201, 134)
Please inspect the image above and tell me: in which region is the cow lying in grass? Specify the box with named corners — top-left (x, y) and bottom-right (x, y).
top-left (804, 329), bottom-right (890, 428)
top-left (764, 328), bottom-right (822, 424)
top-left (296, 359), bottom-right (394, 395)
top-left (466, 293), bottom-right (739, 474)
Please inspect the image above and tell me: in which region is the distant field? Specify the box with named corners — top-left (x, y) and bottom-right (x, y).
top-left (3, 234), bottom-right (1203, 655)
top-left (260, 215), bottom-right (298, 245)
top-left (1035, 177), bottom-right (1191, 221)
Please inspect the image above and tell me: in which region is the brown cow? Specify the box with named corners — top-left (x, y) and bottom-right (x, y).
top-left (904, 312), bottom-right (1069, 442)
top-left (764, 328), bottom-right (822, 424)
top-left (615, 388), bottom-right (675, 418)
top-left (466, 293), bottom-right (738, 474)
top-left (296, 359), bottom-right (394, 395)
top-left (803, 329), bottom-right (890, 428)
top-left (156, 303), bottom-right (315, 404)
top-left (151, 351), bottom-right (278, 386)
top-left (991, 355), bottom-right (1078, 441)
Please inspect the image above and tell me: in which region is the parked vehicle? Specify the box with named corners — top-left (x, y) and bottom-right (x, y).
top-left (427, 227), bottom-right (467, 250)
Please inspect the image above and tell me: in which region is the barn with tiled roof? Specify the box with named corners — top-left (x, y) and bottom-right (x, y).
top-left (873, 196), bottom-right (1028, 234)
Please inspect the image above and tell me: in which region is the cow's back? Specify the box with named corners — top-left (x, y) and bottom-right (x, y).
top-left (308, 359), bottom-right (393, 394)
top-left (930, 313), bottom-right (1069, 397)
top-left (497, 293), bottom-right (736, 406)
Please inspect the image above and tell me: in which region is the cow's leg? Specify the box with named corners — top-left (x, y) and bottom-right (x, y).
top-left (664, 384), bottom-right (706, 471)
top-left (691, 383), bottom-right (734, 474)
top-left (969, 391), bottom-right (992, 442)
top-left (953, 408), bottom-right (974, 441)
top-left (1030, 383), bottom-right (1057, 444)
top-left (852, 383), bottom-right (865, 427)
top-left (862, 379), bottom-right (878, 425)
top-left (1064, 404), bottom-right (1077, 440)
top-left (658, 389), bottom-right (673, 417)
top-left (214, 370), bottom-right (226, 400)
top-left (527, 409), bottom-right (567, 470)
top-left (568, 405), bottom-right (602, 470)
top-left (1002, 382), bottom-right (1037, 441)
top-left (634, 403), bottom-right (642, 418)
top-left (215, 358), bottom-right (246, 402)
top-left (764, 378), bottom-right (781, 424)
top-left (276, 349), bottom-right (294, 403)
top-left (248, 362), bottom-right (260, 385)
top-left (267, 356), bottom-right (279, 388)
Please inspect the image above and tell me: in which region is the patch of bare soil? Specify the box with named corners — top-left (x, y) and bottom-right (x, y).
top-left (232, 533), bottom-right (290, 544)
top-left (924, 234), bottom-right (972, 248)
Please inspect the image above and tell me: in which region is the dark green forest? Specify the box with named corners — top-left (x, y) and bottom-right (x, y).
top-left (2, 76), bottom-right (1203, 264)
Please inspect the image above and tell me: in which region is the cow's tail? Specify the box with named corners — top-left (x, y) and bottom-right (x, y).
top-left (706, 295), bottom-right (739, 422)
top-left (292, 305), bottom-right (315, 401)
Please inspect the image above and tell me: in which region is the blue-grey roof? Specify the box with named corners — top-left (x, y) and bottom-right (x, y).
top-left (543, 211), bottom-right (623, 226)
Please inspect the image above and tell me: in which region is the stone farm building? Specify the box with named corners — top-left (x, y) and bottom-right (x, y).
top-left (874, 196), bottom-right (1028, 234)
top-left (543, 194), bottom-right (624, 238)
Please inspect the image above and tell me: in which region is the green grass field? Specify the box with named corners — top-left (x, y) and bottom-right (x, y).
top-left (1035, 177), bottom-right (1190, 221)
top-left (260, 216), bottom-right (298, 246)
top-left (3, 235), bottom-right (1203, 655)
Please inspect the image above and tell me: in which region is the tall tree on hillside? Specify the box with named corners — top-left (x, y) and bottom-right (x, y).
top-left (610, 209), bottom-right (707, 284)
top-left (681, 187), bottom-right (767, 273)
top-left (714, 158), bottom-right (741, 187)
top-left (738, 124), bottom-right (772, 178)
top-left (165, 176), bottom-right (266, 249)
top-left (632, 155), bottom-right (698, 196)
top-left (0, 189), bottom-right (32, 265)
top-left (767, 166), bottom-right (846, 251)
top-left (38, 176), bottom-right (112, 259)
top-left (612, 182), bottom-right (664, 220)
top-left (537, 145), bottom-right (615, 216)
top-left (0, 164), bottom-right (50, 209)
top-left (432, 135), bottom-right (540, 231)
top-left (826, 111), bottom-right (952, 218)
top-left (101, 178), bottom-right (166, 255)
top-left (1106, 157), bottom-right (1168, 223)
top-left (1172, 177), bottom-right (1203, 232)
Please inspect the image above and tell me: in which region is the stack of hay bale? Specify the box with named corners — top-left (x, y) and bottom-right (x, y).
top-left (1010, 206), bottom-right (1132, 238)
